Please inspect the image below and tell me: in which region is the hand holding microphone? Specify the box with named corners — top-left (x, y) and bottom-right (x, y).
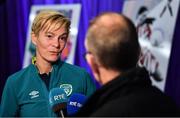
top-left (49, 88), bottom-right (68, 118)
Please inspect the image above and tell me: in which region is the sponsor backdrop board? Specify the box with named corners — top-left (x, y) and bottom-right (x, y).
top-left (123, 0), bottom-right (180, 91)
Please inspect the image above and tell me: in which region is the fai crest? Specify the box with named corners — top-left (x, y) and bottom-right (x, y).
top-left (60, 84), bottom-right (73, 96)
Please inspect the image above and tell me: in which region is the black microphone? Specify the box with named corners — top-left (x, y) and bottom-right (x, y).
top-left (49, 88), bottom-right (68, 117)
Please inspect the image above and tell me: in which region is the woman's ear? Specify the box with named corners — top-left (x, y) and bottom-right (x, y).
top-left (31, 32), bottom-right (37, 45)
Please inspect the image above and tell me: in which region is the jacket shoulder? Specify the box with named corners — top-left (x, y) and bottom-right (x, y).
top-left (60, 62), bottom-right (87, 74)
top-left (7, 65), bottom-right (34, 83)
top-left (91, 89), bottom-right (179, 116)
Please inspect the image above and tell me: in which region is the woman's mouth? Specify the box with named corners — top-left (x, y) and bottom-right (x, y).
top-left (50, 51), bottom-right (60, 55)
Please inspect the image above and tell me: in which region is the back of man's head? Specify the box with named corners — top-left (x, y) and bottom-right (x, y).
top-left (85, 12), bottom-right (141, 71)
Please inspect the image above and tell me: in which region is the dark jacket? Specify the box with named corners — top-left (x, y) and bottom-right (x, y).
top-left (76, 67), bottom-right (179, 117)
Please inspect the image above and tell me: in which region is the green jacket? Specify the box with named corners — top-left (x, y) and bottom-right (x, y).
top-left (0, 60), bottom-right (96, 117)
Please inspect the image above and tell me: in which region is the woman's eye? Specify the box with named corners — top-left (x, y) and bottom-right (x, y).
top-left (60, 37), bottom-right (67, 41)
top-left (47, 35), bottom-right (52, 38)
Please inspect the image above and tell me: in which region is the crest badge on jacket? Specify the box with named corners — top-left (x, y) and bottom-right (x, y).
top-left (60, 84), bottom-right (73, 96)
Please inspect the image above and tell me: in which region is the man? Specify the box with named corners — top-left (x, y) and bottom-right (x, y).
top-left (76, 12), bottom-right (179, 116)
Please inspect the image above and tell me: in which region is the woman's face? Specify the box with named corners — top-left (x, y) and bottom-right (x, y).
top-left (32, 27), bottom-right (68, 63)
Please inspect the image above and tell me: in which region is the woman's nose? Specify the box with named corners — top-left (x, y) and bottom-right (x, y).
top-left (52, 38), bottom-right (60, 48)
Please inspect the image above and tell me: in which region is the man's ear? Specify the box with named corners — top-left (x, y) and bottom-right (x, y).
top-left (31, 32), bottom-right (37, 45)
top-left (86, 55), bottom-right (100, 80)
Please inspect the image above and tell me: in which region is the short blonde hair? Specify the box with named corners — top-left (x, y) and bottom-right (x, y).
top-left (31, 10), bottom-right (71, 36)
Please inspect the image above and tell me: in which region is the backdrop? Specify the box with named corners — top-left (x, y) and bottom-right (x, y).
top-left (0, 0), bottom-right (180, 107)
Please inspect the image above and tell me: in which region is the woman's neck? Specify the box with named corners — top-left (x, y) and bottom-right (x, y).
top-left (35, 59), bottom-right (52, 74)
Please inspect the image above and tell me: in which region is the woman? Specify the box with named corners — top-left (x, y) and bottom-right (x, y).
top-left (0, 10), bottom-right (96, 117)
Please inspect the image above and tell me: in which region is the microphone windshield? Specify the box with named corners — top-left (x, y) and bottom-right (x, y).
top-left (67, 93), bottom-right (87, 116)
top-left (49, 88), bottom-right (68, 112)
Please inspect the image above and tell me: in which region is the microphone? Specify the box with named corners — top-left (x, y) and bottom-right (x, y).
top-left (49, 88), bottom-right (68, 117)
top-left (67, 93), bottom-right (87, 116)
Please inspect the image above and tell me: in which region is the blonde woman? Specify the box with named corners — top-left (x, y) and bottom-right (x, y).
top-left (0, 10), bottom-right (96, 117)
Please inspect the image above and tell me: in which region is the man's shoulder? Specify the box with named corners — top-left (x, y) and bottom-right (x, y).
top-left (92, 95), bottom-right (178, 116)
top-left (100, 88), bottom-right (179, 116)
